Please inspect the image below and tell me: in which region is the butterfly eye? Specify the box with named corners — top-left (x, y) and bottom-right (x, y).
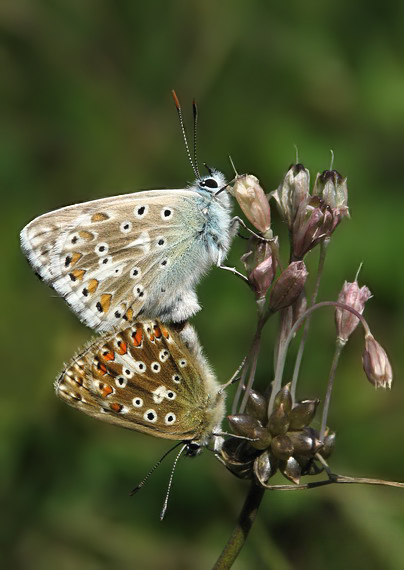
top-left (132, 397), bottom-right (143, 408)
top-left (201, 178), bottom-right (219, 189)
top-left (164, 413), bottom-right (176, 425)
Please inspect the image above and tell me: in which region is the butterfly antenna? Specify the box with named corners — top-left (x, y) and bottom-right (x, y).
top-left (192, 99), bottom-right (201, 178)
top-left (129, 441), bottom-right (184, 496)
top-left (160, 443), bottom-right (188, 521)
top-left (171, 90), bottom-right (198, 178)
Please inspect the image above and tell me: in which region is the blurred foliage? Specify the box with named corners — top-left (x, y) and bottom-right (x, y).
top-left (1, 0), bottom-right (404, 568)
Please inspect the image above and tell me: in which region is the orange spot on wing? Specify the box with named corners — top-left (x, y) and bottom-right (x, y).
top-left (153, 325), bottom-right (162, 339)
top-left (70, 269), bottom-right (86, 281)
top-left (79, 230), bottom-right (94, 241)
top-left (102, 351), bottom-right (115, 361)
top-left (70, 252), bottom-right (82, 266)
top-left (131, 325), bottom-right (143, 347)
top-left (125, 308), bottom-right (134, 321)
top-left (91, 212), bottom-right (109, 222)
top-left (100, 293), bottom-right (112, 313)
top-left (117, 341), bottom-right (127, 355)
top-left (96, 361), bottom-right (108, 375)
top-left (161, 326), bottom-right (170, 339)
top-left (87, 279), bottom-right (99, 294)
top-left (101, 384), bottom-right (113, 397)
top-left (110, 402), bottom-right (123, 413)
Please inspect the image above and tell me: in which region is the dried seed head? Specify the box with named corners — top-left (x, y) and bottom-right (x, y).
top-left (280, 456), bottom-right (301, 484)
top-left (362, 334), bottom-right (393, 389)
top-left (231, 174), bottom-right (271, 236)
top-left (269, 261), bottom-right (308, 313)
top-left (271, 434), bottom-right (294, 460)
top-left (227, 414), bottom-right (262, 439)
top-left (335, 280), bottom-right (372, 342)
top-left (272, 163), bottom-right (310, 229)
top-left (288, 399), bottom-right (320, 430)
top-left (268, 403), bottom-right (290, 436)
top-left (254, 450), bottom-right (276, 485)
top-left (245, 389), bottom-right (268, 424)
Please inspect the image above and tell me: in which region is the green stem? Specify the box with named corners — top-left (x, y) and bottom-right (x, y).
top-left (319, 340), bottom-right (344, 441)
top-left (290, 239), bottom-right (329, 402)
top-left (213, 482), bottom-right (265, 569)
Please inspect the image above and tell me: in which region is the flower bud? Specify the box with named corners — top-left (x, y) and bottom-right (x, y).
top-left (362, 334), bottom-right (393, 389)
top-left (242, 238), bottom-right (278, 299)
top-left (269, 261), bottom-right (308, 313)
top-left (313, 169), bottom-right (350, 226)
top-left (272, 163), bottom-right (310, 229)
top-left (335, 281), bottom-right (372, 342)
top-left (292, 196), bottom-right (334, 260)
top-left (231, 174), bottom-right (271, 236)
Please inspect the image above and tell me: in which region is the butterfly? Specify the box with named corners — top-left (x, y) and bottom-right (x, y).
top-left (20, 93), bottom-right (234, 332)
top-left (55, 319), bottom-right (225, 452)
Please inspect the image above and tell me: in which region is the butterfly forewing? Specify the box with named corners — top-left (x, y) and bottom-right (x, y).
top-left (56, 321), bottom-right (225, 443)
top-left (21, 180), bottom-right (232, 332)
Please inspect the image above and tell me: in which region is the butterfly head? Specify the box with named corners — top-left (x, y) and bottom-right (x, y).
top-left (195, 167), bottom-right (228, 197)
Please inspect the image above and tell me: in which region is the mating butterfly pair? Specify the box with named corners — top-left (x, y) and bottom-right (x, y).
top-left (20, 166), bottom-right (234, 453)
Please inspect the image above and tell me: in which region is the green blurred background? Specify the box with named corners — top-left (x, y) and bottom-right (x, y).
top-left (2, 0), bottom-right (404, 568)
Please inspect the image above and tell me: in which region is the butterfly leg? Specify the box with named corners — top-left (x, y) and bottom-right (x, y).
top-left (218, 263), bottom-right (249, 283)
top-left (232, 216), bottom-right (271, 241)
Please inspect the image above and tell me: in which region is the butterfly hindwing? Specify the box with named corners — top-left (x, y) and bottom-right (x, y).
top-left (56, 321), bottom-right (225, 443)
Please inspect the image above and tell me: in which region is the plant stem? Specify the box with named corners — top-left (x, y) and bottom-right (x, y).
top-left (213, 482), bottom-right (265, 569)
top-left (291, 239), bottom-right (329, 401)
top-left (319, 339), bottom-right (344, 441)
top-left (267, 301), bottom-right (369, 416)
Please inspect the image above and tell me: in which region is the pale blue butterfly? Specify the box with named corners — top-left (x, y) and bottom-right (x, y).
top-left (20, 93), bottom-right (234, 332)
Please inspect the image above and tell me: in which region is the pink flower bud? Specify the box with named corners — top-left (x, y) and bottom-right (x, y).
top-left (335, 281), bottom-right (372, 342)
top-left (241, 238), bottom-right (277, 299)
top-left (362, 334), bottom-right (393, 389)
top-left (313, 169), bottom-right (350, 228)
top-left (269, 261), bottom-right (308, 312)
top-left (272, 163), bottom-right (310, 229)
top-left (292, 196), bottom-right (334, 259)
top-left (231, 174), bottom-right (271, 236)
